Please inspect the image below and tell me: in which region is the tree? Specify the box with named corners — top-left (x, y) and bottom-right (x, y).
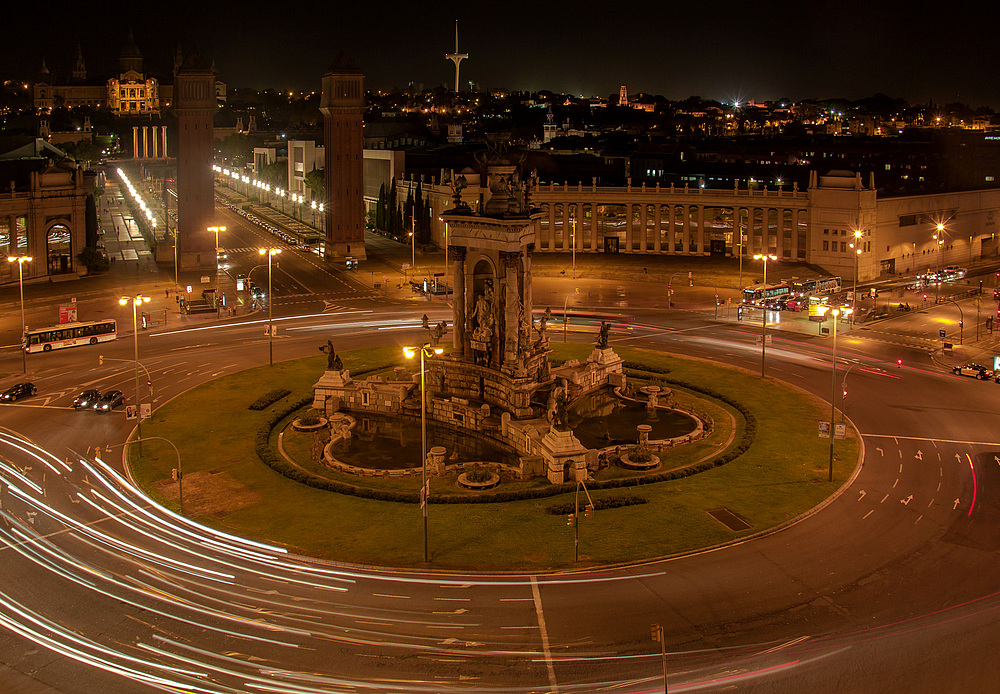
top-left (376, 183), bottom-right (387, 232)
top-left (304, 167), bottom-right (325, 201)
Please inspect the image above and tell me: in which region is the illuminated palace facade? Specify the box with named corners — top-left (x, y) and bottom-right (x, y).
top-left (391, 168), bottom-right (1000, 283)
top-left (33, 31), bottom-right (173, 116)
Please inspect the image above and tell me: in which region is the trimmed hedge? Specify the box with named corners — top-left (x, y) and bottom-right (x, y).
top-left (546, 494), bottom-right (649, 515)
top-left (249, 388), bottom-right (291, 411)
top-left (252, 372), bottom-right (756, 505)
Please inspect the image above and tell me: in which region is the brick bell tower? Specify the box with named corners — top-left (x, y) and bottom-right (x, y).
top-left (319, 51), bottom-right (366, 260)
top-left (173, 50), bottom-right (217, 268)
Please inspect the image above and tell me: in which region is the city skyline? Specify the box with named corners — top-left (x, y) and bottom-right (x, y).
top-left (5, 3), bottom-right (999, 108)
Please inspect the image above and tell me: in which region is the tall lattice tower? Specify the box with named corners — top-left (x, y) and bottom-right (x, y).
top-left (173, 51), bottom-right (217, 268)
top-left (319, 51), bottom-right (367, 260)
top-left (445, 20), bottom-right (469, 92)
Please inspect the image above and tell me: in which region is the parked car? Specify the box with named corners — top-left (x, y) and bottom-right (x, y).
top-left (952, 363), bottom-right (993, 380)
top-left (1, 382), bottom-right (37, 402)
top-left (72, 389), bottom-right (102, 409)
top-left (93, 389), bottom-right (125, 411)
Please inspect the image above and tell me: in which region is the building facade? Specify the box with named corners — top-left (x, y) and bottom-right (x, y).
top-left (393, 167), bottom-right (1000, 282)
top-left (0, 141), bottom-right (89, 284)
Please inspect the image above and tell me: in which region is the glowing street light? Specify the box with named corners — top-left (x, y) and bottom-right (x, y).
top-left (119, 295), bottom-right (151, 454)
top-left (208, 226), bottom-right (226, 290)
top-left (753, 253), bottom-right (777, 378)
top-left (403, 342), bottom-right (444, 562)
top-left (8, 255), bottom-right (32, 373)
top-left (816, 305), bottom-right (853, 482)
top-left (933, 222), bottom-right (946, 305)
top-left (851, 228), bottom-right (863, 323)
top-left (258, 248), bottom-right (281, 366)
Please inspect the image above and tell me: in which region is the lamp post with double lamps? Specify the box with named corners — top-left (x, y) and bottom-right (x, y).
top-left (817, 305), bottom-right (852, 482)
top-left (934, 222), bottom-right (946, 304)
top-left (208, 226), bottom-right (226, 290)
top-left (404, 342), bottom-right (443, 562)
top-left (8, 255), bottom-right (32, 373)
top-left (119, 295), bottom-right (151, 455)
top-left (259, 248), bottom-right (281, 366)
top-left (753, 253), bottom-right (777, 377)
top-left (851, 228), bottom-right (862, 321)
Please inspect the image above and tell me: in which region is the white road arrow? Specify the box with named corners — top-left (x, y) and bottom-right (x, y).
top-left (994, 455), bottom-right (999, 466)
top-left (954, 499), bottom-right (961, 509)
top-left (914, 451), bottom-right (923, 461)
top-left (901, 495), bottom-right (913, 506)
top-left (955, 454), bottom-right (962, 464)
top-left (858, 490), bottom-right (867, 501)
top-left (876, 447), bottom-right (884, 456)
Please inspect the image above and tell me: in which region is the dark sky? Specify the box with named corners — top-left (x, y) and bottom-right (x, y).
top-left (7, 2), bottom-right (999, 108)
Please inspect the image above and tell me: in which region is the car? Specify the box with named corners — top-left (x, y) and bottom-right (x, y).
top-left (952, 363), bottom-right (993, 380)
top-left (1, 382), bottom-right (37, 402)
top-left (93, 389), bottom-right (125, 411)
top-left (72, 389), bottom-right (102, 409)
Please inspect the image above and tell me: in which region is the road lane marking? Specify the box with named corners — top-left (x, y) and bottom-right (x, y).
top-left (863, 510), bottom-right (874, 519)
top-left (531, 576), bottom-right (558, 692)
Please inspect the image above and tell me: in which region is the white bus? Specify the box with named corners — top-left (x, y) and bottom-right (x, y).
top-left (24, 319), bottom-right (118, 353)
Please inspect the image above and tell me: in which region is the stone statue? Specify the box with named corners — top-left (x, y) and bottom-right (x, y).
top-left (320, 340), bottom-right (343, 371)
top-left (534, 307), bottom-right (552, 346)
top-left (546, 377), bottom-right (569, 429)
top-left (430, 320), bottom-right (448, 347)
top-left (450, 174), bottom-right (470, 211)
top-left (471, 281), bottom-right (496, 343)
top-left (596, 321), bottom-right (610, 349)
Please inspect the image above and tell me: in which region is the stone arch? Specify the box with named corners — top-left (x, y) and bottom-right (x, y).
top-left (46, 222), bottom-right (73, 275)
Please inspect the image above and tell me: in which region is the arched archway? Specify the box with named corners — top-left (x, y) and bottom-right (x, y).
top-left (47, 223), bottom-right (73, 275)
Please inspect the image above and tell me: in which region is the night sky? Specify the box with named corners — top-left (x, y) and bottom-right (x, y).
top-left (6, 2), bottom-right (999, 108)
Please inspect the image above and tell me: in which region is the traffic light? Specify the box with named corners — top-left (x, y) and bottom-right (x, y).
top-left (567, 513), bottom-right (575, 527)
top-left (99, 354), bottom-right (104, 365)
top-left (651, 623), bottom-right (662, 642)
top-left (585, 504), bottom-right (594, 519)
top-left (688, 271), bottom-right (693, 287)
top-left (896, 358), bottom-right (902, 368)
top-left (842, 388), bottom-right (848, 400)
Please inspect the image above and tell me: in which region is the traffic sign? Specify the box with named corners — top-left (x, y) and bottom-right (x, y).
top-left (818, 421), bottom-right (830, 438)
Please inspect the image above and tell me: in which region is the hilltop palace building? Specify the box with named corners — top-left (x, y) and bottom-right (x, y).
top-left (384, 166), bottom-right (1000, 283)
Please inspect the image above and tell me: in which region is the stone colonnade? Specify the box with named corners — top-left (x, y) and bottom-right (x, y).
top-left (131, 126), bottom-right (169, 159)
top-left (533, 187), bottom-right (809, 261)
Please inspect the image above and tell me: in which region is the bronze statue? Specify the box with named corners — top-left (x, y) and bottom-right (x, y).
top-left (596, 321), bottom-right (610, 349)
top-left (319, 340), bottom-right (342, 370)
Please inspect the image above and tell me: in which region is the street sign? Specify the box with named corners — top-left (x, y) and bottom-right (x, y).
top-left (834, 423), bottom-right (846, 439)
top-left (939, 329), bottom-right (946, 338)
top-left (200, 276), bottom-right (211, 284)
top-left (140, 403), bottom-right (151, 420)
top-left (818, 421), bottom-right (831, 438)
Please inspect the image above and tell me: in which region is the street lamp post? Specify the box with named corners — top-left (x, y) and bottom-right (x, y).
top-left (258, 248), bottom-right (281, 366)
top-left (934, 223), bottom-right (945, 304)
top-left (851, 229), bottom-right (862, 321)
top-left (208, 226), bottom-right (226, 290)
top-left (404, 342), bottom-right (443, 563)
top-left (818, 305), bottom-right (852, 482)
top-left (119, 295), bottom-right (151, 455)
top-left (753, 254), bottom-right (777, 378)
top-left (8, 256), bottom-right (32, 373)
top-left (410, 214), bottom-right (417, 277)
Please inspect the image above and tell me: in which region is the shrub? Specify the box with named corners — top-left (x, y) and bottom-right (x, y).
top-left (464, 464), bottom-right (492, 483)
top-left (298, 415), bottom-right (321, 426)
top-left (547, 494), bottom-right (649, 515)
top-left (249, 388), bottom-right (291, 410)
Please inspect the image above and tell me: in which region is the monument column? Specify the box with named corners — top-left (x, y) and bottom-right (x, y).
top-left (696, 205), bottom-right (705, 254)
top-left (132, 127), bottom-right (139, 158)
top-left (451, 245), bottom-right (467, 357)
top-left (667, 204), bottom-right (676, 253)
top-left (523, 243), bottom-right (534, 323)
top-left (591, 201), bottom-right (599, 250)
top-left (681, 205), bottom-right (690, 253)
top-left (151, 126), bottom-right (158, 158)
top-left (561, 204), bottom-right (570, 250)
top-left (547, 204), bottom-right (556, 250)
top-left (791, 209), bottom-right (799, 260)
top-left (501, 251), bottom-right (521, 367)
top-left (625, 203), bottom-right (634, 251)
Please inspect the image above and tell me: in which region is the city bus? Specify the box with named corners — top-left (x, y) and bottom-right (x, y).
top-left (792, 276), bottom-right (841, 297)
top-left (742, 283), bottom-right (792, 306)
top-left (24, 319), bottom-right (118, 353)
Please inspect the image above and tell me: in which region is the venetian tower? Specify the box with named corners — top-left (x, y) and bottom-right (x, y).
top-left (173, 51), bottom-right (217, 268)
top-left (319, 51), bottom-right (367, 260)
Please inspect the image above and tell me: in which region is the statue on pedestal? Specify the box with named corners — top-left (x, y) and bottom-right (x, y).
top-left (320, 339), bottom-right (343, 371)
top-left (596, 321), bottom-right (610, 349)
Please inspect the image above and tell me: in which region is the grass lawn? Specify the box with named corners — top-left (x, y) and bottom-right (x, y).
top-left (132, 343), bottom-right (857, 570)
